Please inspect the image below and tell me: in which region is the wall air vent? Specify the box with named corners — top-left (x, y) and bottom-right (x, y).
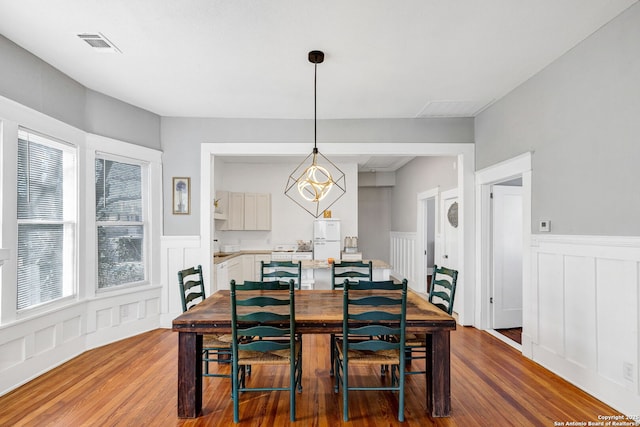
top-left (77, 33), bottom-right (121, 53)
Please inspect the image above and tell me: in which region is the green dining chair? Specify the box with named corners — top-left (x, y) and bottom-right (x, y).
top-left (405, 265), bottom-right (458, 375)
top-left (178, 265), bottom-right (232, 379)
top-left (230, 278), bottom-right (302, 423)
top-left (329, 260), bottom-right (373, 376)
top-left (333, 278), bottom-right (408, 422)
top-left (260, 260), bottom-right (302, 290)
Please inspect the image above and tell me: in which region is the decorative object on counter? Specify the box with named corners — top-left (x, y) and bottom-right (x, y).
top-left (296, 240), bottom-right (312, 252)
top-left (323, 210), bottom-right (332, 218)
top-left (285, 50), bottom-right (346, 218)
top-left (172, 177), bottom-right (191, 215)
top-left (343, 236), bottom-right (358, 253)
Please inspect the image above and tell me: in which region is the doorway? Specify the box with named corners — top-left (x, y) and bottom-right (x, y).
top-left (491, 181), bottom-right (523, 344)
top-left (475, 152), bottom-right (531, 350)
top-left (417, 188), bottom-right (439, 294)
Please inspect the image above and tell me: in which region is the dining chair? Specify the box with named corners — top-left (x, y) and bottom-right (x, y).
top-left (260, 260), bottom-right (302, 290)
top-left (329, 260), bottom-right (373, 375)
top-left (178, 265), bottom-right (232, 379)
top-left (333, 278), bottom-right (408, 422)
top-left (405, 264), bottom-right (458, 375)
top-left (229, 278), bottom-right (302, 423)
top-left (330, 260), bottom-right (373, 290)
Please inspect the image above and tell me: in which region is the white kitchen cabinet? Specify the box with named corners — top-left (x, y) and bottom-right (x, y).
top-left (227, 256), bottom-right (243, 285)
top-left (244, 193), bottom-right (271, 230)
top-left (227, 192), bottom-right (245, 230)
top-left (241, 255), bottom-right (254, 282)
top-left (216, 191), bottom-right (270, 231)
top-left (215, 261), bottom-right (229, 290)
top-left (214, 190), bottom-right (229, 221)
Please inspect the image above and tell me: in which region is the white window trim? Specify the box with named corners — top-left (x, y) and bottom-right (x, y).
top-left (16, 127), bottom-right (79, 313)
top-left (85, 134), bottom-right (163, 299)
top-left (94, 153), bottom-right (149, 291)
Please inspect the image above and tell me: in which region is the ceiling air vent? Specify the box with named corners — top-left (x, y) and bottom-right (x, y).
top-left (416, 100), bottom-right (492, 118)
top-left (77, 33), bottom-right (121, 53)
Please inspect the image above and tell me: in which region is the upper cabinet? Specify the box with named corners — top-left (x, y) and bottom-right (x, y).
top-left (216, 191), bottom-right (271, 231)
top-left (214, 190), bottom-right (229, 220)
top-left (245, 193), bottom-right (271, 230)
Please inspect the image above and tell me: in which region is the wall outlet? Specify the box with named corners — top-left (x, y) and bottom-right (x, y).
top-left (623, 361), bottom-right (634, 381)
top-left (539, 220), bottom-right (551, 232)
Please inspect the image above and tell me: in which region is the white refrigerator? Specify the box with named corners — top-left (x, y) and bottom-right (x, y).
top-left (313, 219), bottom-right (341, 261)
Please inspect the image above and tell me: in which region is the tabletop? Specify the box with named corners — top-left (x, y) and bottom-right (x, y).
top-left (172, 289), bottom-right (456, 334)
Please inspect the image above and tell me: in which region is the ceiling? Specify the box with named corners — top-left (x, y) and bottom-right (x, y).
top-left (0, 0), bottom-right (637, 121)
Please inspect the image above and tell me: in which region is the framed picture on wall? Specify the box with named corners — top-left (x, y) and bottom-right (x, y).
top-left (172, 177), bottom-right (191, 215)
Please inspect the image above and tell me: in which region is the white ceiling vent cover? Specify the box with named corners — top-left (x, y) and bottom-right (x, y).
top-left (77, 33), bottom-right (121, 53)
top-left (416, 100), bottom-right (492, 118)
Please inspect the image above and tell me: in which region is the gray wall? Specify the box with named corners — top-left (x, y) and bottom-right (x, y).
top-left (358, 186), bottom-right (392, 261)
top-left (161, 117), bottom-right (473, 236)
top-left (0, 35), bottom-right (160, 149)
top-left (391, 156), bottom-right (458, 232)
top-left (475, 2), bottom-right (640, 236)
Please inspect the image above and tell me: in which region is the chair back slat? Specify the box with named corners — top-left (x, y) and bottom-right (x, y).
top-left (236, 280), bottom-right (290, 291)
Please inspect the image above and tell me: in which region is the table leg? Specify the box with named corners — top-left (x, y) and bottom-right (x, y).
top-left (427, 331), bottom-right (451, 417)
top-left (177, 332), bottom-right (203, 418)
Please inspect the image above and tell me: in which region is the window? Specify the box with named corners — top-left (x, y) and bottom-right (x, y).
top-left (95, 156), bottom-right (146, 289)
top-left (17, 129), bottom-right (77, 310)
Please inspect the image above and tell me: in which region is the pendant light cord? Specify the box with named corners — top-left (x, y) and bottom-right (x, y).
top-left (314, 61), bottom-right (317, 152)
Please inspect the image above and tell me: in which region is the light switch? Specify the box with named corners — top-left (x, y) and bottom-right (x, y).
top-left (539, 220), bottom-right (550, 232)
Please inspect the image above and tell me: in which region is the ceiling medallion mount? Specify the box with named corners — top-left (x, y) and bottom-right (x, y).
top-left (285, 50), bottom-right (346, 218)
top-left (308, 50), bottom-right (324, 64)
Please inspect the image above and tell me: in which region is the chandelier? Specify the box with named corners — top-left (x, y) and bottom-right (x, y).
top-left (285, 50), bottom-right (346, 218)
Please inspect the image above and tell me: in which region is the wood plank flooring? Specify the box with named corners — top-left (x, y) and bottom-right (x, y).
top-left (495, 327), bottom-right (522, 345)
top-left (0, 327), bottom-right (624, 426)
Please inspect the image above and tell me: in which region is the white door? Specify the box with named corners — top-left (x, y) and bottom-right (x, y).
top-left (441, 191), bottom-right (458, 272)
top-left (491, 185), bottom-right (523, 329)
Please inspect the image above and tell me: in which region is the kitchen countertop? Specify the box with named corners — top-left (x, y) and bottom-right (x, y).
top-left (213, 251), bottom-right (391, 270)
top-left (300, 259), bottom-right (391, 270)
top-left (213, 250), bottom-right (271, 264)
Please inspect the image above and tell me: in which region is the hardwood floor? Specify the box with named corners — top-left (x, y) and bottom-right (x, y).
top-left (0, 327), bottom-right (623, 426)
top-left (495, 327), bottom-right (522, 345)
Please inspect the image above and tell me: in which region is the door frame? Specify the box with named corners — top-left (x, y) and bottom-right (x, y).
top-left (475, 152), bottom-right (531, 333)
top-left (416, 187), bottom-right (439, 294)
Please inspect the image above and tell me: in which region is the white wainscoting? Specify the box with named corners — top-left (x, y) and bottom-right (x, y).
top-left (390, 232), bottom-right (417, 290)
top-left (0, 285), bottom-right (161, 396)
top-left (528, 234), bottom-right (640, 415)
top-left (160, 235), bottom-right (204, 327)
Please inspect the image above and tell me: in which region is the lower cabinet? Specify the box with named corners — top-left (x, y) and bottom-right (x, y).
top-left (227, 256), bottom-right (243, 286)
top-left (215, 261), bottom-right (228, 290)
top-left (215, 253), bottom-right (273, 290)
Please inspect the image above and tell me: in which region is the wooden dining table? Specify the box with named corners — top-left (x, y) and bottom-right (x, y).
top-left (172, 289), bottom-right (457, 418)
